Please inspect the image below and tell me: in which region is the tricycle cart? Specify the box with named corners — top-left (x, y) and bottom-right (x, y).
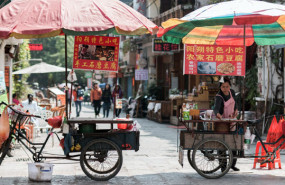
top-left (0, 102), bottom-right (140, 181)
top-left (179, 118), bottom-right (285, 179)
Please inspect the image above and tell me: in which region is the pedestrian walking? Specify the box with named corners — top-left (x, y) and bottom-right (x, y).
top-left (72, 84), bottom-right (84, 117)
top-left (90, 83), bottom-right (102, 118)
top-left (101, 84), bottom-right (112, 118)
top-left (112, 84), bottom-right (123, 118)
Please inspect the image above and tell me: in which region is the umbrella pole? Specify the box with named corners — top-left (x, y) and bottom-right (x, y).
top-left (65, 35), bottom-right (68, 119)
top-left (242, 24), bottom-right (246, 120)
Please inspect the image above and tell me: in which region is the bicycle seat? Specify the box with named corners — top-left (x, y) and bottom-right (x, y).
top-left (247, 119), bottom-right (262, 126)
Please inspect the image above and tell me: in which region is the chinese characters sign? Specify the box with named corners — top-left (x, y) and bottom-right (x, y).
top-left (73, 36), bottom-right (120, 72)
top-left (184, 44), bottom-right (246, 76)
top-left (152, 38), bottom-right (179, 52)
top-left (135, 53), bottom-right (148, 80)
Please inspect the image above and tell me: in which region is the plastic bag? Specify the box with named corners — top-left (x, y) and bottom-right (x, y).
top-left (67, 70), bottom-right (77, 82)
top-left (47, 116), bottom-right (63, 128)
top-left (0, 107), bottom-right (10, 147)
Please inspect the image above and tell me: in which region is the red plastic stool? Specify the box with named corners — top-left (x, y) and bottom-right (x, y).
top-left (253, 141), bottom-right (282, 169)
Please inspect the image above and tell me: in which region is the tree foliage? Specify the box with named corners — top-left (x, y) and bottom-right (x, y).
top-left (13, 40), bottom-right (33, 99)
top-left (29, 36), bottom-right (87, 88)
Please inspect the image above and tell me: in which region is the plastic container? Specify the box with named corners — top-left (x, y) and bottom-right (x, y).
top-left (28, 163), bottom-right (54, 182)
top-left (117, 118), bottom-right (132, 130)
top-left (244, 127), bottom-right (251, 150)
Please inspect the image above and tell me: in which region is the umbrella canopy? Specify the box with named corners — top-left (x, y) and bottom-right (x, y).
top-left (0, 0), bottom-right (158, 39)
top-left (158, 0), bottom-right (285, 46)
top-left (12, 62), bottom-right (71, 74)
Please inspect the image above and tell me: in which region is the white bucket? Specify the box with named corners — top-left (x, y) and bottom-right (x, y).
top-left (28, 163), bottom-right (54, 182)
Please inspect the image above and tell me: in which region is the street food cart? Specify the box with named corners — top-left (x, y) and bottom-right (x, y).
top-left (47, 87), bottom-right (66, 107)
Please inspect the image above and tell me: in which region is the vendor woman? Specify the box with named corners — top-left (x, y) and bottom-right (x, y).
top-left (213, 76), bottom-right (239, 171)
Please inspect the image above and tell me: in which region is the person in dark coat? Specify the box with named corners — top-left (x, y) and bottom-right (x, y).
top-left (101, 84), bottom-right (112, 118)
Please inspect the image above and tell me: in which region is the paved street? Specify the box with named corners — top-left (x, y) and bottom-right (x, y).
top-left (0, 104), bottom-right (285, 185)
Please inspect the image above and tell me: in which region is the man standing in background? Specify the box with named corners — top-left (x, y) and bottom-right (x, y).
top-left (73, 84), bottom-right (84, 117)
top-left (90, 83), bottom-right (102, 118)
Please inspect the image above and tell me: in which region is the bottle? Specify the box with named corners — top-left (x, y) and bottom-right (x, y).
top-left (62, 116), bottom-right (69, 134)
top-left (244, 127), bottom-right (251, 150)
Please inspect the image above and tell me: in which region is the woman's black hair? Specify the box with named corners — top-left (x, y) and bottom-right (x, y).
top-left (219, 77), bottom-right (231, 87)
top-left (12, 93), bottom-right (17, 98)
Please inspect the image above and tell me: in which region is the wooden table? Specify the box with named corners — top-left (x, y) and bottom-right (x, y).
top-left (181, 119), bottom-right (248, 132)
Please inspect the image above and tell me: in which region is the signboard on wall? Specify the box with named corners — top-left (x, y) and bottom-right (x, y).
top-left (152, 38), bottom-right (179, 52)
top-left (135, 53), bottom-right (148, 80)
top-left (183, 44), bottom-right (246, 76)
top-left (73, 36), bottom-right (120, 72)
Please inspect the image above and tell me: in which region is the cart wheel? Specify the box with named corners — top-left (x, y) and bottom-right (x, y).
top-left (187, 150), bottom-right (194, 168)
top-left (80, 138), bottom-right (123, 181)
top-left (192, 139), bottom-right (233, 179)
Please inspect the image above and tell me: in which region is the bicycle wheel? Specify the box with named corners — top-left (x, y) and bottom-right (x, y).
top-left (187, 150), bottom-right (194, 168)
top-left (80, 138), bottom-right (123, 181)
top-left (0, 136), bottom-right (13, 165)
top-left (192, 139), bottom-right (233, 179)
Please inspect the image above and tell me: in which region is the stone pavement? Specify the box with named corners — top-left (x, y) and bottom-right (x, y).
top-left (0, 104), bottom-right (285, 185)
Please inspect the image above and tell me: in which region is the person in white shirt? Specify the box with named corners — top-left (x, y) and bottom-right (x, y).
top-left (22, 94), bottom-right (38, 114)
top-left (22, 94), bottom-right (39, 126)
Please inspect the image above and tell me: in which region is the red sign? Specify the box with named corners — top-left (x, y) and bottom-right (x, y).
top-left (29, 44), bottom-right (43, 51)
top-left (73, 36), bottom-right (120, 71)
top-left (184, 44), bottom-right (246, 76)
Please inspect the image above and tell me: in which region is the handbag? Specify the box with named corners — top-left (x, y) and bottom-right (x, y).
top-left (0, 107), bottom-right (10, 147)
top-left (115, 98), bottom-right (122, 109)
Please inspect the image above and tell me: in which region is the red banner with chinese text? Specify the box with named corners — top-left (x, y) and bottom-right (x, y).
top-left (184, 44), bottom-right (246, 76)
top-left (73, 36), bottom-right (120, 71)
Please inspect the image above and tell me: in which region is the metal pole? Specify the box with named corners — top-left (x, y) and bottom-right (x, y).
top-left (242, 24), bottom-right (246, 120)
top-left (113, 72), bottom-right (117, 118)
top-left (65, 35), bottom-right (68, 118)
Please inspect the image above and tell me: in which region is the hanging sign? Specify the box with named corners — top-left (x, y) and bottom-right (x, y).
top-left (29, 44), bottom-right (43, 51)
top-left (73, 36), bottom-right (120, 72)
top-left (152, 38), bottom-right (179, 52)
top-left (183, 44), bottom-right (246, 76)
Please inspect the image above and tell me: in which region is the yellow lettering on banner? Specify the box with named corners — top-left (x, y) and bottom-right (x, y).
top-left (225, 55), bottom-right (234, 61)
top-left (225, 47), bottom-right (234, 54)
top-left (110, 62), bottom-right (116, 70)
top-left (235, 55), bottom-right (243, 62)
top-left (76, 36), bottom-right (82, 42)
top-left (82, 62), bottom-right (88, 67)
top-left (99, 37), bottom-right (104, 44)
top-left (206, 55), bottom-right (214, 61)
top-left (187, 46), bottom-right (195, 52)
top-left (84, 36), bottom-right (90, 43)
top-left (103, 63), bottom-right (109, 69)
top-left (112, 38), bottom-right (119, 45)
top-left (115, 46), bottom-right (119, 50)
top-left (216, 47), bottom-right (224, 53)
top-left (196, 54), bottom-right (204, 61)
top-left (187, 54), bottom-right (195, 61)
top-left (91, 37), bottom-right (97, 44)
top-left (196, 46), bottom-right (205, 53)
top-left (105, 38), bottom-right (110, 44)
top-left (96, 61), bottom-right (102, 69)
top-left (235, 47), bottom-right (244, 54)
top-left (206, 46), bottom-right (214, 53)
top-left (215, 55), bottom-right (224, 61)
top-left (74, 60), bottom-right (80, 68)
top-left (89, 62), bottom-right (95, 68)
